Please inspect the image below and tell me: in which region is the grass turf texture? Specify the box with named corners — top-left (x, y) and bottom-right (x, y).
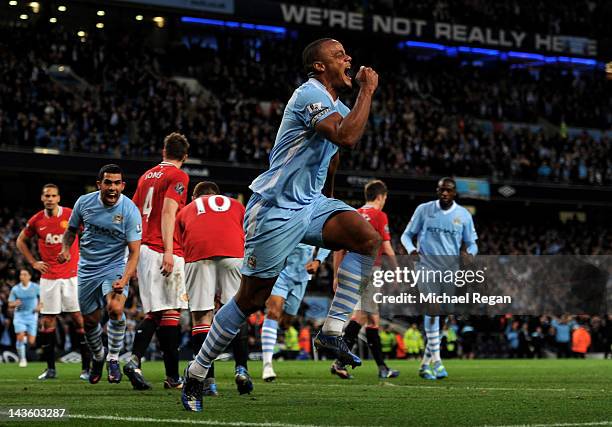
top-left (0, 360), bottom-right (610, 427)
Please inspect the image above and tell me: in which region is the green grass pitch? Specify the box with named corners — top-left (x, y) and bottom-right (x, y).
top-left (1, 359), bottom-right (611, 426)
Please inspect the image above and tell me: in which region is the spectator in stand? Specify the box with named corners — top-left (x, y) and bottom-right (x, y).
top-left (552, 315), bottom-right (575, 358)
top-left (571, 323), bottom-right (591, 358)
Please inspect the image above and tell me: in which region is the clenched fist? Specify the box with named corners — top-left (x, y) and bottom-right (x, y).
top-left (355, 66), bottom-right (379, 94)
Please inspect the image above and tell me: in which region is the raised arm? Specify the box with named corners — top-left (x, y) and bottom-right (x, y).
top-left (315, 66), bottom-right (378, 148)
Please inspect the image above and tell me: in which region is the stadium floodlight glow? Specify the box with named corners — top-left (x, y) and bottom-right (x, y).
top-left (49, 17), bottom-right (57, 23)
top-left (400, 39), bottom-right (601, 68)
top-left (135, 14), bottom-right (144, 21)
top-left (153, 16), bottom-right (165, 28)
top-left (29, 2), bottom-right (39, 13)
top-left (97, 10), bottom-right (105, 16)
top-left (9, 0), bottom-right (17, 5)
top-left (58, 5), bottom-right (66, 12)
top-left (508, 51), bottom-right (544, 61)
top-left (180, 16), bottom-right (287, 34)
top-left (19, 13), bottom-right (28, 19)
top-left (96, 22), bottom-right (104, 29)
top-left (404, 41), bottom-right (445, 50)
top-left (77, 30), bottom-right (86, 37)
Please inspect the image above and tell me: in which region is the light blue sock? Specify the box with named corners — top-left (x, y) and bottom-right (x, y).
top-left (424, 315), bottom-right (441, 364)
top-left (190, 298), bottom-right (246, 380)
top-left (85, 324), bottom-right (105, 361)
top-left (17, 338), bottom-right (26, 360)
top-left (261, 317), bottom-right (278, 366)
top-left (323, 252), bottom-right (375, 335)
top-left (107, 314), bottom-right (126, 361)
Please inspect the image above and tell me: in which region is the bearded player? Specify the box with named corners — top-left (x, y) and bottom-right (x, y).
top-left (125, 132), bottom-right (190, 390)
top-left (182, 38), bottom-right (381, 411)
top-left (16, 183), bottom-right (90, 380)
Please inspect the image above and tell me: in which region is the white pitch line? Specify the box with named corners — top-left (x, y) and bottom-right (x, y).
top-left (481, 421), bottom-right (612, 427)
top-left (69, 414), bottom-right (369, 427)
top-left (272, 382), bottom-right (603, 393)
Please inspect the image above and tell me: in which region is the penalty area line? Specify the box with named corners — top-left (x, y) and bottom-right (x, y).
top-left (69, 413), bottom-right (368, 427)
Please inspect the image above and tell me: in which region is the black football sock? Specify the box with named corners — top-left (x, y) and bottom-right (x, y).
top-left (231, 323), bottom-right (249, 369)
top-left (342, 320), bottom-right (362, 350)
top-left (131, 315), bottom-right (158, 366)
top-left (40, 329), bottom-right (56, 370)
top-left (158, 325), bottom-right (181, 380)
top-left (365, 327), bottom-right (386, 369)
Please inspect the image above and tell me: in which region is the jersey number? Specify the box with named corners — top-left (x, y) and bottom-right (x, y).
top-left (195, 196), bottom-right (231, 215)
top-left (142, 187), bottom-right (154, 221)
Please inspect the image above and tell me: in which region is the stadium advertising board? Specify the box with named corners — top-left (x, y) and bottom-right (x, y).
top-left (235, 1), bottom-right (598, 57)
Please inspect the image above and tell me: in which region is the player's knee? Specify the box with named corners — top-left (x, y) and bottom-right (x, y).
top-left (265, 299), bottom-right (283, 321)
top-left (83, 316), bottom-right (97, 330)
top-left (42, 315), bottom-right (56, 329)
top-left (106, 304), bottom-right (123, 320)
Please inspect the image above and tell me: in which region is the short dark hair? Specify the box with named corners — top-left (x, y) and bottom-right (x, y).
top-left (20, 268), bottom-right (31, 276)
top-left (364, 180), bottom-right (387, 202)
top-left (41, 183), bottom-right (59, 194)
top-left (438, 177), bottom-right (456, 188)
top-left (193, 181), bottom-right (219, 198)
top-left (164, 132), bottom-right (190, 161)
top-left (97, 164), bottom-right (123, 181)
top-left (302, 38), bottom-right (334, 76)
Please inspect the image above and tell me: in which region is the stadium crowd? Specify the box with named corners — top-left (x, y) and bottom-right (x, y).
top-left (1, 27), bottom-right (611, 185)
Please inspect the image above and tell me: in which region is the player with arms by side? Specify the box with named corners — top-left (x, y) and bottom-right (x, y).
top-left (16, 183), bottom-right (90, 380)
top-left (176, 181), bottom-right (251, 396)
top-left (331, 180), bottom-right (400, 380)
top-left (261, 243), bottom-right (330, 382)
top-left (8, 269), bottom-right (40, 367)
top-left (126, 132), bottom-right (190, 390)
top-left (58, 164), bottom-right (142, 385)
top-left (183, 38), bottom-right (381, 411)
top-left (401, 177), bottom-right (478, 380)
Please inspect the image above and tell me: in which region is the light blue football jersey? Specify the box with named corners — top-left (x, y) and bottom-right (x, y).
top-left (249, 78), bottom-right (350, 209)
top-left (68, 192), bottom-right (142, 282)
top-left (9, 282), bottom-right (40, 316)
top-left (401, 201), bottom-right (478, 257)
top-left (281, 243), bottom-right (331, 283)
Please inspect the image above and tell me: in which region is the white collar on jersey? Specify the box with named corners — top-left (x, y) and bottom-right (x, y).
top-left (43, 206), bottom-right (63, 218)
top-left (308, 78), bottom-right (339, 107)
top-left (159, 161), bottom-right (177, 168)
top-left (436, 200), bottom-right (457, 215)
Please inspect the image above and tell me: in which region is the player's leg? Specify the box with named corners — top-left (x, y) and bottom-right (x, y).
top-left (331, 310), bottom-right (363, 380)
top-left (303, 197), bottom-right (381, 366)
top-left (78, 280), bottom-right (107, 384)
top-left (157, 254), bottom-right (187, 389)
top-left (128, 245), bottom-right (160, 377)
top-left (183, 195), bottom-right (304, 411)
top-left (38, 278), bottom-right (62, 378)
top-left (15, 330), bottom-right (27, 367)
top-left (217, 257), bottom-right (252, 395)
top-left (103, 280), bottom-right (129, 384)
top-left (365, 314), bottom-right (399, 379)
top-left (262, 295), bottom-right (285, 381)
top-left (420, 315), bottom-right (443, 380)
top-left (63, 277), bottom-right (90, 380)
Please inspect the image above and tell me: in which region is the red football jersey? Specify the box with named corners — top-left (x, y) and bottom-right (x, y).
top-left (132, 162), bottom-right (189, 256)
top-left (176, 195), bottom-right (245, 263)
top-left (23, 207), bottom-right (79, 279)
top-left (357, 204), bottom-right (391, 265)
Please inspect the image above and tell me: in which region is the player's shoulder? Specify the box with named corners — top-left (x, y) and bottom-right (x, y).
top-left (230, 197), bottom-right (245, 212)
top-left (455, 203), bottom-right (473, 217)
top-left (76, 191), bottom-right (99, 206)
top-left (27, 210), bottom-right (45, 224)
top-left (294, 79), bottom-right (333, 107)
top-left (60, 206), bottom-right (72, 217)
top-left (416, 200), bottom-right (436, 212)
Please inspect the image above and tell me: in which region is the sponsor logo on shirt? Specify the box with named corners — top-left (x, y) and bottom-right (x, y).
top-left (174, 182), bottom-right (185, 195)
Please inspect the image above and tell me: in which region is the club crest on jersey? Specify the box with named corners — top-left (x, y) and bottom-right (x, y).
top-left (174, 182), bottom-right (185, 195)
top-left (453, 217), bottom-right (462, 225)
top-left (248, 255), bottom-right (257, 269)
top-left (112, 214), bottom-right (124, 224)
top-left (60, 220), bottom-right (69, 229)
